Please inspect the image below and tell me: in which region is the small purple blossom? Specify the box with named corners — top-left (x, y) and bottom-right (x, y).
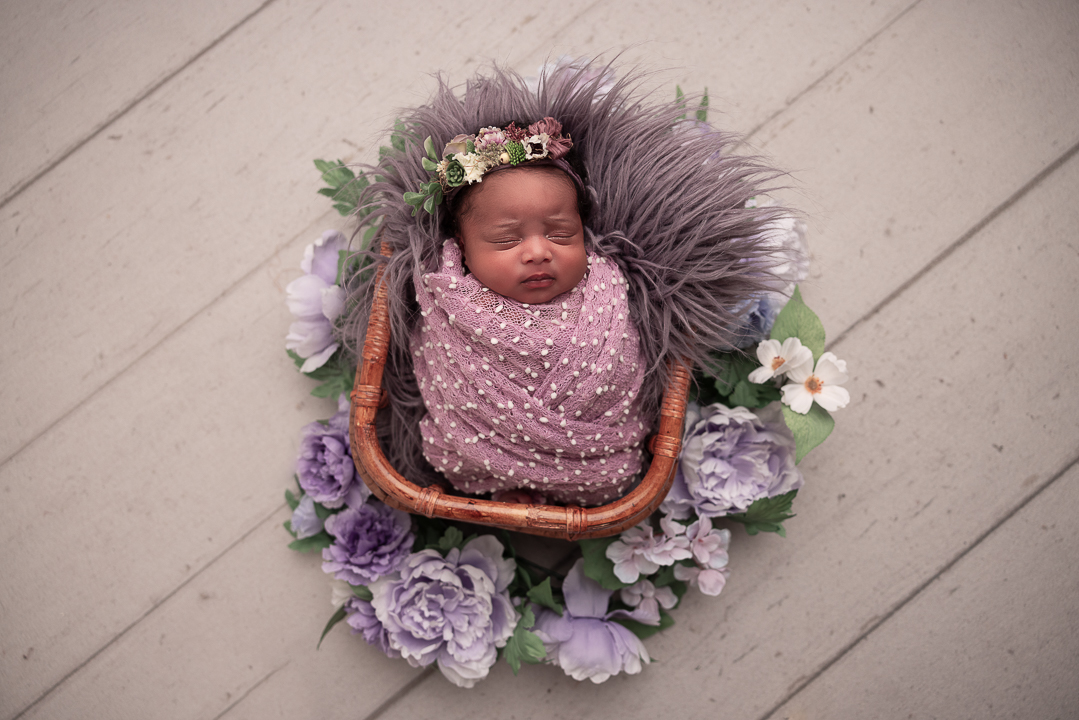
top-left (606, 516), bottom-right (692, 584)
top-left (289, 494), bottom-right (323, 539)
top-left (321, 501), bottom-right (413, 585)
top-left (370, 536), bottom-right (517, 688)
top-left (344, 596), bottom-right (400, 658)
top-left (533, 559), bottom-right (650, 683)
top-left (619, 579), bottom-right (678, 626)
top-left (663, 402), bottom-right (803, 519)
top-left (297, 395), bottom-right (368, 509)
top-left (673, 516), bottom-right (731, 597)
top-left (286, 230), bottom-right (348, 372)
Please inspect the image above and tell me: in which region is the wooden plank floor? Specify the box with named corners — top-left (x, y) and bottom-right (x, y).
top-left (2, 1), bottom-right (1076, 718)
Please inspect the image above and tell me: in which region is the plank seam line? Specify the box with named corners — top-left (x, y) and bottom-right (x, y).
top-left (9, 502), bottom-right (285, 720)
top-left (756, 450), bottom-right (1079, 720)
top-left (743, 0), bottom-right (923, 144)
top-left (826, 136), bottom-right (1079, 353)
top-left (0, 0), bottom-right (280, 211)
top-left (211, 660), bottom-right (289, 720)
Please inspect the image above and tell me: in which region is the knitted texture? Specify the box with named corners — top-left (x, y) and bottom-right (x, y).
top-left (413, 241), bottom-right (648, 505)
top-left (342, 59), bottom-right (796, 491)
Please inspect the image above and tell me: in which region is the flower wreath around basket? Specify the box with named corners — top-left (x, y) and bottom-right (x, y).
top-left (282, 87), bottom-right (850, 688)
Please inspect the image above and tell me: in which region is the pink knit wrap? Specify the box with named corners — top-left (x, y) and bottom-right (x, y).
top-left (411, 240), bottom-right (649, 505)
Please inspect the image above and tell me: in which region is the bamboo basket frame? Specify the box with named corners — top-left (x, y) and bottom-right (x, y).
top-left (349, 242), bottom-right (690, 540)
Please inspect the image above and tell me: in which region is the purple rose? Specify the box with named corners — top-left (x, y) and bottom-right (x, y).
top-left (286, 230), bottom-right (348, 372)
top-left (662, 402), bottom-right (803, 519)
top-left (296, 395), bottom-right (369, 509)
top-left (344, 596), bottom-right (400, 658)
top-left (532, 559), bottom-right (650, 683)
top-left (321, 501), bottom-right (413, 585)
top-left (370, 536), bottom-right (517, 688)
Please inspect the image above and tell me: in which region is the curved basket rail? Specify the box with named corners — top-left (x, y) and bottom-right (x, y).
top-left (348, 241), bottom-right (690, 540)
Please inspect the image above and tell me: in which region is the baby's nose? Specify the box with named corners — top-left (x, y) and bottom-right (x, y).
top-left (521, 235), bottom-right (553, 262)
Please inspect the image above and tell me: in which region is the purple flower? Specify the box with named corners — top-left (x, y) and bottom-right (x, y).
top-left (605, 516), bottom-right (692, 584)
top-left (344, 596), bottom-right (400, 658)
top-left (321, 501), bottom-right (413, 585)
top-left (533, 559), bottom-right (650, 683)
top-left (289, 494), bottom-right (323, 539)
top-left (662, 402), bottom-right (803, 519)
top-left (370, 536), bottom-right (517, 688)
top-left (619, 579), bottom-right (678, 626)
top-left (297, 395), bottom-right (368, 509)
top-left (673, 516), bottom-right (731, 597)
top-left (286, 230), bottom-right (348, 372)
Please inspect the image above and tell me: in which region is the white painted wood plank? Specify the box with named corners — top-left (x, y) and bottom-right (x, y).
top-left (771, 464), bottom-right (1079, 720)
top-left (0, 0), bottom-right (913, 465)
top-left (363, 88), bottom-right (1079, 720)
top-left (0, 0), bottom-right (268, 204)
top-left (17, 510), bottom-right (425, 720)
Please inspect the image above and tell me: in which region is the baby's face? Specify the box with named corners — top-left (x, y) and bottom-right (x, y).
top-left (457, 167), bottom-right (587, 304)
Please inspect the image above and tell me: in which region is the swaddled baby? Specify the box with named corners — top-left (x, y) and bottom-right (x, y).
top-left (410, 121), bottom-right (650, 505)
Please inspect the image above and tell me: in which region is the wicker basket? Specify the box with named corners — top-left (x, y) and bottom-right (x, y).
top-left (348, 244), bottom-right (690, 540)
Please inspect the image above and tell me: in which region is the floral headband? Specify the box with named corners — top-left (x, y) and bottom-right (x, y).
top-left (404, 117), bottom-right (574, 216)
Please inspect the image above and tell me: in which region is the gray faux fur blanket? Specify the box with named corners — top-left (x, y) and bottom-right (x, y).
top-left (341, 59), bottom-right (794, 491)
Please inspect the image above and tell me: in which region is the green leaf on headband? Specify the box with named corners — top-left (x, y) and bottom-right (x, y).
top-left (422, 156), bottom-right (438, 172)
top-left (727, 490), bottom-right (798, 535)
top-left (317, 606), bottom-right (348, 650)
top-left (423, 194), bottom-right (435, 215)
top-left (770, 286), bottom-right (826, 361)
top-left (782, 403), bottom-right (834, 464)
top-left (424, 135), bottom-right (438, 161)
top-left (696, 87), bottom-right (709, 122)
top-left (403, 192), bottom-right (425, 206)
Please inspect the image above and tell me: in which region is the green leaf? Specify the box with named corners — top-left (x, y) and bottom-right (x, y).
top-left (285, 488), bottom-right (300, 511)
top-left (428, 526), bottom-right (465, 554)
top-left (403, 191), bottom-right (425, 206)
top-left (424, 136), bottom-right (438, 161)
top-left (728, 377), bottom-right (781, 409)
top-left (317, 606), bottom-right (348, 650)
top-left (579, 537), bottom-right (629, 590)
top-left (312, 501), bottom-right (335, 521)
top-left (727, 490), bottom-right (798, 536)
top-left (352, 584), bottom-right (373, 602)
top-left (696, 87), bottom-right (709, 122)
top-left (422, 194), bottom-right (435, 215)
top-left (526, 578), bottom-right (563, 616)
top-left (421, 156), bottom-right (437, 172)
top-left (391, 119), bottom-right (407, 152)
top-left (615, 607), bottom-right (675, 640)
top-left (782, 403), bottom-right (834, 464)
top-left (769, 286), bottom-right (826, 361)
top-left (504, 606), bottom-right (547, 674)
top-left (283, 519), bottom-right (297, 539)
top-left (675, 85), bottom-right (686, 120)
top-left (288, 530), bottom-right (333, 553)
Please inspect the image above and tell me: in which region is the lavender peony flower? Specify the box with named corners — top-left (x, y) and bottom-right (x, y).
top-left (370, 536), bottom-right (517, 688)
top-left (286, 230), bottom-right (348, 372)
top-left (289, 494), bottom-right (323, 539)
top-left (321, 501), bottom-right (413, 585)
top-left (533, 559), bottom-right (650, 683)
top-left (605, 516), bottom-right (692, 584)
top-left (297, 395), bottom-right (368, 509)
top-left (662, 402), bottom-right (803, 519)
top-left (344, 596), bottom-right (400, 658)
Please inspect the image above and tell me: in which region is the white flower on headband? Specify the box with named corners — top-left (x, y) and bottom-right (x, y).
top-left (523, 134), bottom-right (549, 160)
top-left (456, 152), bottom-right (488, 184)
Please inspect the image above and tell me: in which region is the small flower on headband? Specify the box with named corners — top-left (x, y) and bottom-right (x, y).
top-left (403, 119), bottom-right (573, 216)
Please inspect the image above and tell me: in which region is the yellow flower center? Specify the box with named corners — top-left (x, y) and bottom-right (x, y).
top-left (804, 375), bottom-right (823, 394)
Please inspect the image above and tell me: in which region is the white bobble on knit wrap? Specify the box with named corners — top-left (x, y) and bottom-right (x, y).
top-left (411, 240), bottom-right (649, 505)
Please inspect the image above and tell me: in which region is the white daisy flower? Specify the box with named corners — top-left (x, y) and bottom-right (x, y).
top-left (747, 337), bottom-right (814, 384)
top-left (781, 352), bottom-right (850, 414)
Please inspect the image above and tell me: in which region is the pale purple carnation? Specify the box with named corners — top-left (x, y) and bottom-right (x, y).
top-left (662, 402), bottom-right (803, 519)
top-left (285, 230), bottom-right (348, 372)
top-left (289, 494), bottom-right (323, 539)
top-left (344, 596), bottom-right (400, 658)
top-left (297, 395), bottom-right (369, 509)
top-left (474, 126), bottom-right (506, 150)
top-left (533, 559), bottom-right (650, 683)
top-left (605, 516), bottom-right (692, 584)
top-left (321, 501), bottom-right (413, 585)
top-left (370, 536), bottom-right (517, 688)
